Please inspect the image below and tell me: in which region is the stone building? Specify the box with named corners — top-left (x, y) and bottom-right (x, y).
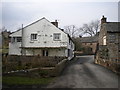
top-left (80, 36), bottom-right (98, 54)
top-left (95, 16), bottom-right (120, 72)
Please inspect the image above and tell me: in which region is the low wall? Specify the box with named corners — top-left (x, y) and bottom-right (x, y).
top-left (3, 59), bottom-right (68, 77)
top-left (53, 59), bottom-right (67, 76)
top-left (74, 51), bottom-right (94, 56)
top-left (2, 55), bottom-right (66, 72)
top-left (95, 58), bottom-right (120, 74)
top-left (95, 45), bottom-right (120, 74)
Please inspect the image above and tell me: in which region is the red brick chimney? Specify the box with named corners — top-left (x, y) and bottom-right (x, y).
top-left (51, 20), bottom-right (58, 27)
top-left (101, 15), bottom-right (107, 24)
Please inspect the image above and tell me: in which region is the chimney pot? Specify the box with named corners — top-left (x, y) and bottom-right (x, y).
top-left (101, 15), bottom-right (107, 24)
top-left (55, 20), bottom-right (57, 22)
top-left (51, 20), bottom-right (58, 27)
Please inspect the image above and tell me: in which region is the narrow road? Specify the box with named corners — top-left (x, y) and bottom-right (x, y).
top-left (46, 55), bottom-right (119, 88)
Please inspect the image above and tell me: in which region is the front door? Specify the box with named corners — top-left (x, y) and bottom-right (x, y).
top-left (68, 49), bottom-right (71, 57)
top-left (42, 50), bottom-right (48, 56)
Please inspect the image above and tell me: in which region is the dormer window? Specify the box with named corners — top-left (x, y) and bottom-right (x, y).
top-left (53, 33), bottom-right (61, 41)
top-left (31, 34), bottom-right (37, 41)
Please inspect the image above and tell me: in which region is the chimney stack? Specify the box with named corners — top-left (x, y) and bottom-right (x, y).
top-left (51, 20), bottom-right (58, 27)
top-left (101, 15), bottom-right (107, 24)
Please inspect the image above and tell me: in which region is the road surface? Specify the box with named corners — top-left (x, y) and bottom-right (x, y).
top-left (46, 55), bottom-right (119, 88)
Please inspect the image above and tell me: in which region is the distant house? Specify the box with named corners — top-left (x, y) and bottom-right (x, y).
top-left (80, 36), bottom-right (98, 54)
top-left (9, 17), bottom-right (74, 60)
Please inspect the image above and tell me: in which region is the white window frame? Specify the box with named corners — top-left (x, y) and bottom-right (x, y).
top-left (31, 34), bottom-right (37, 41)
top-left (53, 33), bottom-right (61, 41)
top-left (103, 36), bottom-right (106, 45)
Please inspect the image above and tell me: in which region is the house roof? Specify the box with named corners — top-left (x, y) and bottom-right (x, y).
top-left (11, 17), bottom-right (49, 34)
top-left (80, 36), bottom-right (98, 43)
top-left (104, 22), bottom-right (120, 33)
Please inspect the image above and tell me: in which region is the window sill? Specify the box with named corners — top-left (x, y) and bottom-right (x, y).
top-left (30, 41), bottom-right (34, 43)
top-left (54, 39), bottom-right (61, 41)
top-left (31, 39), bottom-right (37, 41)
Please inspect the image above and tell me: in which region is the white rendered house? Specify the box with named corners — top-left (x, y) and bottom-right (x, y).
top-left (9, 17), bottom-right (74, 60)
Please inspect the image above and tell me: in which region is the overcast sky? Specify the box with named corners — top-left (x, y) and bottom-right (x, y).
top-left (1, 0), bottom-right (119, 32)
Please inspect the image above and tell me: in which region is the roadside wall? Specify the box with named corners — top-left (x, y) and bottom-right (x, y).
top-left (2, 55), bottom-right (66, 72)
top-left (95, 46), bottom-right (120, 74)
top-left (53, 59), bottom-right (67, 76)
top-left (3, 56), bottom-right (68, 77)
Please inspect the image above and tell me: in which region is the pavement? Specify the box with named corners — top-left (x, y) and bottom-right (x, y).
top-left (46, 55), bottom-right (119, 88)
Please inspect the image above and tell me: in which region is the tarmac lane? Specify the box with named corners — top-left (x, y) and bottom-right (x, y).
top-left (46, 55), bottom-right (119, 88)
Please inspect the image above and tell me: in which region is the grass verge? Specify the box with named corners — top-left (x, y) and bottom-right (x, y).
top-left (3, 76), bottom-right (54, 85)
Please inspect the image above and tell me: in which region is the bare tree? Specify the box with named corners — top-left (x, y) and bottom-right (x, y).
top-left (64, 25), bottom-right (83, 38)
top-left (79, 20), bottom-right (100, 37)
top-left (0, 26), bottom-right (6, 33)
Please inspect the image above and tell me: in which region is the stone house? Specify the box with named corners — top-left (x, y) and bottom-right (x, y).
top-left (9, 17), bottom-right (74, 60)
top-left (95, 16), bottom-right (120, 72)
top-left (80, 36), bottom-right (98, 54)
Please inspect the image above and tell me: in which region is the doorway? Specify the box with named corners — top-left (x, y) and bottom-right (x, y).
top-left (42, 50), bottom-right (48, 56)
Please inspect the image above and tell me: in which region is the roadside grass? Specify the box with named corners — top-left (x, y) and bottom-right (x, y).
top-left (3, 76), bottom-right (54, 85)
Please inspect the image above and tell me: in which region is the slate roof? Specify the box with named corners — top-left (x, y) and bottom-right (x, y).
top-left (104, 22), bottom-right (120, 33)
top-left (80, 36), bottom-right (98, 43)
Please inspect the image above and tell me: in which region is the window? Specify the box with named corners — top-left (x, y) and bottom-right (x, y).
top-left (109, 34), bottom-right (116, 43)
top-left (11, 37), bottom-right (22, 43)
top-left (90, 43), bottom-right (92, 45)
top-left (103, 36), bottom-right (106, 45)
top-left (17, 37), bottom-right (22, 42)
top-left (31, 34), bottom-right (37, 41)
top-left (42, 50), bottom-right (48, 56)
top-left (68, 49), bottom-right (71, 57)
top-left (53, 33), bottom-right (61, 40)
top-left (90, 48), bottom-right (92, 52)
top-left (69, 38), bottom-right (71, 44)
top-left (11, 37), bottom-right (15, 43)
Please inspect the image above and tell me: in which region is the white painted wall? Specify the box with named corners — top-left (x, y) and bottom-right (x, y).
top-left (22, 18), bottom-right (68, 48)
top-left (9, 42), bottom-right (21, 55)
top-left (48, 48), bottom-right (66, 56)
top-left (23, 48), bottom-right (66, 57)
top-left (9, 18), bottom-right (74, 59)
